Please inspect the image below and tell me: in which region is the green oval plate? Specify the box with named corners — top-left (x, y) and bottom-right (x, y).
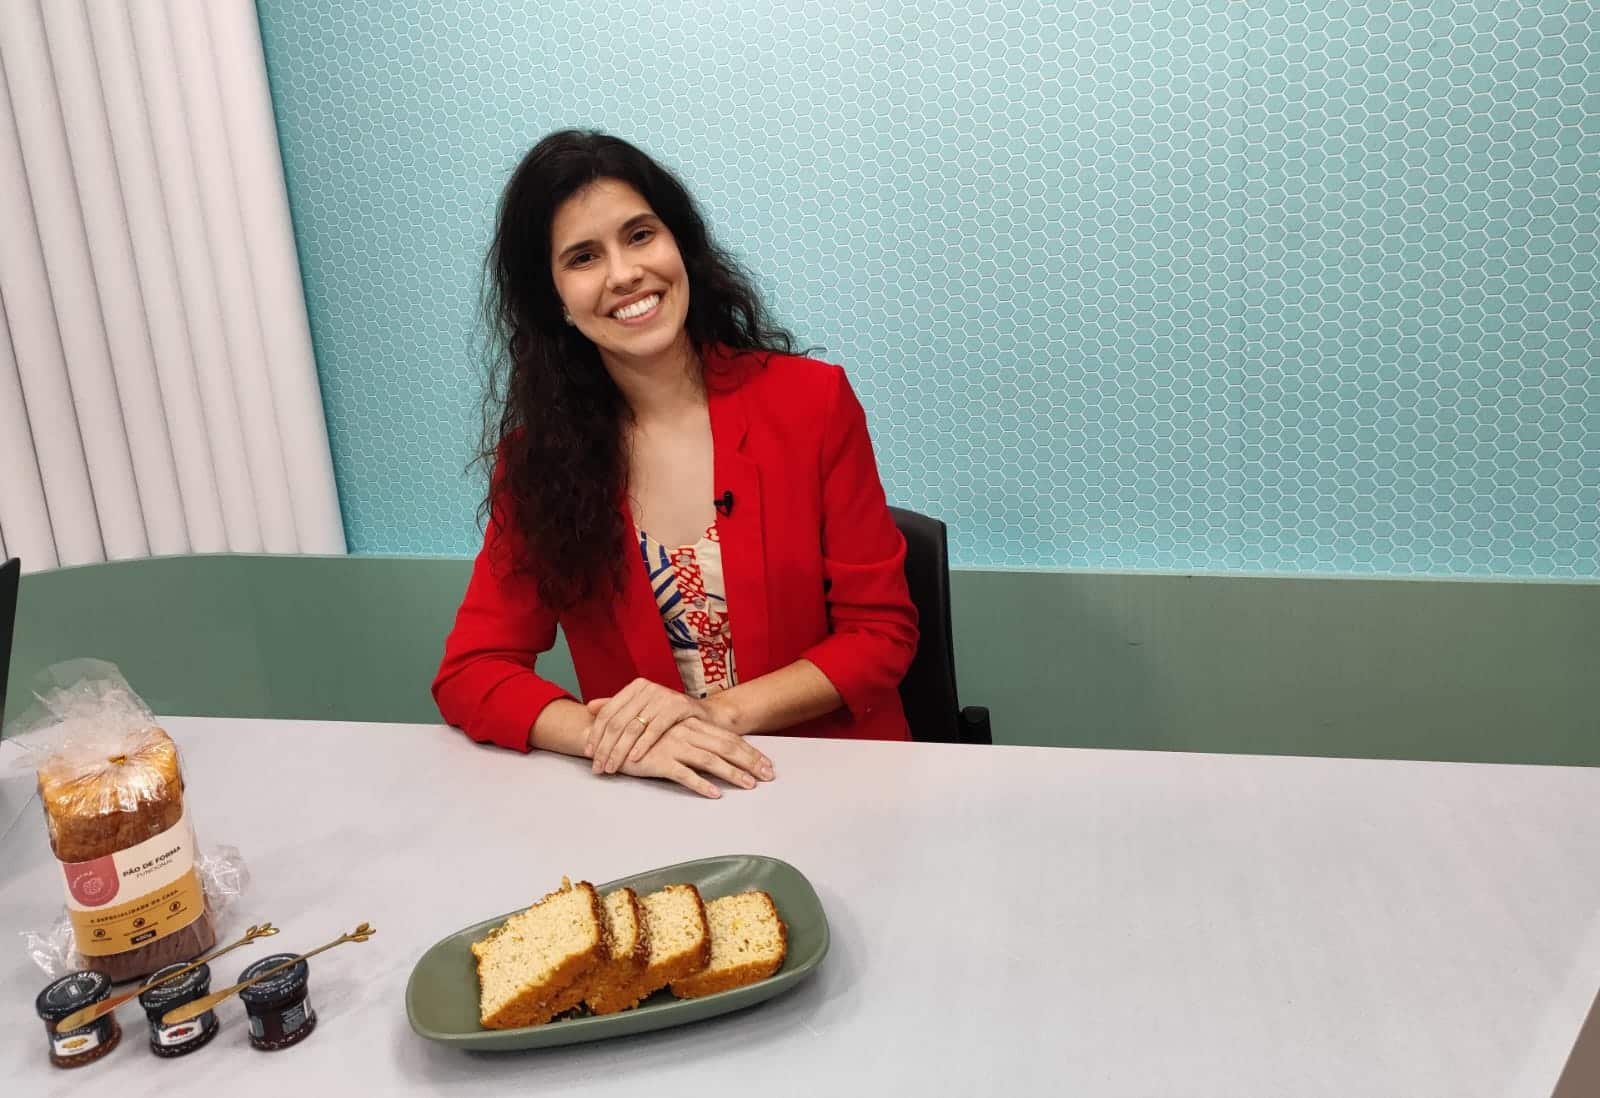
top-left (405, 854), bottom-right (829, 1050)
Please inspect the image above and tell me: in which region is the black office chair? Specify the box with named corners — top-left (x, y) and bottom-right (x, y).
top-left (1, 558), bottom-right (18, 725)
top-left (889, 508), bottom-right (992, 745)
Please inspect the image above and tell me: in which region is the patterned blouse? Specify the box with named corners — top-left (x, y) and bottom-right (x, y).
top-left (636, 523), bottom-right (738, 698)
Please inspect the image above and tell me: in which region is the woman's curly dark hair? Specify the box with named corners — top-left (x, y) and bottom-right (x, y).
top-left (479, 130), bottom-right (798, 611)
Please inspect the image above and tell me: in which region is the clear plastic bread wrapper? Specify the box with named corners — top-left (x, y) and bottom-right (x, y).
top-left (8, 659), bottom-right (249, 982)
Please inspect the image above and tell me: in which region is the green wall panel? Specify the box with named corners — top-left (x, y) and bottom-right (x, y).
top-left (7, 557), bottom-right (1594, 765)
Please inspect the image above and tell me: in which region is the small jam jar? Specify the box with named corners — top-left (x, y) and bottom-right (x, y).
top-left (237, 953), bottom-right (316, 1051)
top-left (139, 961), bottom-right (220, 1057)
top-left (36, 970), bottom-right (122, 1068)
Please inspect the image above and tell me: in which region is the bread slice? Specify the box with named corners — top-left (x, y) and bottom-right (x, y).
top-left (670, 891), bottom-right (788, 999)
top-left (471, 878), bottom-right (607, 1029)
top-left (596, 883), bottom-right (711, 1011)
top-left (583, 887), bottom-right (652, 1015)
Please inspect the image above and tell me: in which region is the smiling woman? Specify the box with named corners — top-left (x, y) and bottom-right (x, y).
top-left (552, 195), bottom-right (690, 362)
top-left (432, 131), bottom-right (919, 799)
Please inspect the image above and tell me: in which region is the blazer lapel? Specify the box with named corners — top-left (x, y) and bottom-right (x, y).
top-left (709, 362), bottom-right (770, 681)
top-left (612, 507), bottom-right (682, 689)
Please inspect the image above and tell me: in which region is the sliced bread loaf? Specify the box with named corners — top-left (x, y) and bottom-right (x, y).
top-left (600, 883), bottom-right (711, 1011)
top-left (584, 887), bottom-right (652, 1015)
top-left (670, 891), bottom-right (788, 999)
top-left (471, 878), bottom-right (607, 1029)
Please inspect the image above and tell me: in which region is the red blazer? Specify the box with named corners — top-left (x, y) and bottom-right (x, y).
top-left (433, 348), bottom-right (918, 751)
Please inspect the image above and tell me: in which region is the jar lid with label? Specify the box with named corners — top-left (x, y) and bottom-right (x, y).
top-left (36, 970), bottom-right (112, 1023)
top-left (238, 954), bottom-right (309, 1008)
top-left (138, 962), bottom-right (209, 1012)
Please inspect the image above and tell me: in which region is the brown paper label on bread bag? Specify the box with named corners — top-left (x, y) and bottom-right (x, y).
top-left (57, 809), bottom-right (203, 957)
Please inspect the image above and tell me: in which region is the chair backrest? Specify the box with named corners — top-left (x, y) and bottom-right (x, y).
top-left (889, 508), bottom-right (964, 743)
top-left (0, 559), bottom-right (17, 723)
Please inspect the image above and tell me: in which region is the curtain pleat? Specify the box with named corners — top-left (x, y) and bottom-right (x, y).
top-left (128, 0), bottom-right (263, 554)
top-left (85, 0), bottom-right (228, 554)
top-left (0, 293), bottom-right (60, 570)
top-left (167, 3), bottom-right (299, 554)
top-left (207, 0), bottom-right (345, 553)
top-left (41, 0), bottom-right (189, 557)
top-left (0, 41), bottom-right (103, 568)
top-left (0, 0), bottom-right (345, 573)
top-left (0, 0), bottom-right (145, 562)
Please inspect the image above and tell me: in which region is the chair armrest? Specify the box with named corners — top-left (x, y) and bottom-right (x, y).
top-left (958, 705), bottom-right (992, 746)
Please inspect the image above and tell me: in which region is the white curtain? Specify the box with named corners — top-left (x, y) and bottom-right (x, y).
top-left (0, 0), bottom-right (344, 574)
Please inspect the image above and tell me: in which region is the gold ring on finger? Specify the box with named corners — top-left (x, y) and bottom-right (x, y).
top-left (631, 714), bottom-right (648, 728)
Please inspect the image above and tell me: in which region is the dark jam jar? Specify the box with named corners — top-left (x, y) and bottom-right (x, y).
top-left (36, 970), bottom-right (122, 1068)
top-left (139, 961), bottom-right (220, 1057)
top-left (237, 953), bottom-right (316, 1051)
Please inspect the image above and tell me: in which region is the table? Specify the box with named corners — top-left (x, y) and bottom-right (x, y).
top-left (3, 717), bottom-right (1598, 1096)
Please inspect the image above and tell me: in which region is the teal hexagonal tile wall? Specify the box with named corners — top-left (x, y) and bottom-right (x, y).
top-left (257, 0), bottom-right (1598, 576)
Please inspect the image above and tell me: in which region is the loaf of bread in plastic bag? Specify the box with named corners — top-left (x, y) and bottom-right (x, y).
top-left (34, 719), bottom-right (216, 981)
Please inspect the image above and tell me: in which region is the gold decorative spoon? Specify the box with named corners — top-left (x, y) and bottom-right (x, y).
top-left (54, 922), bottom-right (280, 1033)
top-left (161, 922), bottom-right (376, 1027)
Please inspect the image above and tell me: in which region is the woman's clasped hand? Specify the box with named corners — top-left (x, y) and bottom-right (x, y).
top-left (584, 678), bottom-right (774, 799)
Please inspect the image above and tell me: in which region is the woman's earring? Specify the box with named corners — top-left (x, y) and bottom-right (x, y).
top-left (562, 309), bottom-right (574, 326)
